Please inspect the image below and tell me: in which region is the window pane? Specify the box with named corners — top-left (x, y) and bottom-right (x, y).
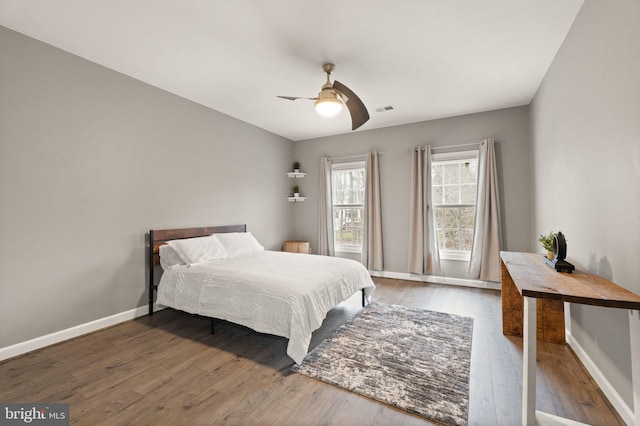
top-left (434, 206), bottom-right (444, 224)
top-left (333, 207), bottom-right (363, 247)
top-left (444, 163), bottom-right (460, 185)
top-left (333, 168), bottom-right (365, 205)
top-left (461, 229), bottom-right (475, 251)
top-left (444, 185), bottom-right (460, 204)
top-left (434, 206), bottom-right (476, 253)
top-left (443, 230), bottom-right (461, 250)
top-left (432, 185), bottom-right (444, 205)
top-left (460, 184), bottom-right (477, 204)
top-left (460, 207), bottom-right (476, 228)
top-left (443, 208), bottom-right (460, 229)
top-left (459, 160), bottom-right (477, 184)
top-left (432, 164), bottom-right (443, 185)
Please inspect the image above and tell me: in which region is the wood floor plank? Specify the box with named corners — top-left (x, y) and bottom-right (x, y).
top-left (104, 364), bottom-right (224, 425)
top-left (1, 350), bottom-right (59, 379)
top-left (70, 388), bottom-right (145, 425)
top-left (469, 360), bottom-right (498, 426)
top-left (493, 382), bottom-right (523, 424)
top-left (487, 333), bottom-right (524, 389)
top-left (0, 277), bottom-right (624, 425)
top-left (0, 377), bottom-right (39, 402)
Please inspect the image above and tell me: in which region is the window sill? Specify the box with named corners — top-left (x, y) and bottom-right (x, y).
top-left (439, 250), bottom-right (471, 261)
top-left (335, 246), bottom-right (362, 254)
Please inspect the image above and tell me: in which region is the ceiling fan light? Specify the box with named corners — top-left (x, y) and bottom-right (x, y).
top-left (315, 99), bottom-right (343, 116)
top-left (314, 90), bottom-right (343, 117)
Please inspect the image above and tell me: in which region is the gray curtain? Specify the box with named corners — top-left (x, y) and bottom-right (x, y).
top-left (408, 146), bottom-right (441, 275)
top-left (362, 151), bottom-right (383, 270)
top-left (317, 157), bottom-right (334, 256)
top-left (469, 138), bottom-right (502, 281)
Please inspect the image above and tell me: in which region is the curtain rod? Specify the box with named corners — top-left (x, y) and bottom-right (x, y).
top-left (431, 141), bottom-right (482, 151)
top-left (414, 139), bottom-right (501, 151)
top-left (331, 151), bottom-right (384, 161)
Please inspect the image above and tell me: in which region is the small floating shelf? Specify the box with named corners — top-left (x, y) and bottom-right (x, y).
top-left (287, 172), bottom-right (306, 178)
top-left (287, 197), bottom-right (306, 202)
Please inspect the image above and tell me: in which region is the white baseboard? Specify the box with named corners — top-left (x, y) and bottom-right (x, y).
top-left (369, 270), bottom-right (501, 290)
top-left (566, 331), bottom-right (634, 425)
top-left (0, 304), bottom-right (164, 362)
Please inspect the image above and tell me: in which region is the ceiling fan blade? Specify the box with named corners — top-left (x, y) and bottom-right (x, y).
top-left (277, 95), bottom-right (317, 101)
top-left (332, 80), bottom-right (370, 130)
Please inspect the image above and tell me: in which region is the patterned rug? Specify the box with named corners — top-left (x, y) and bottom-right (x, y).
top-left (292, 302), bottom-right (474, 426)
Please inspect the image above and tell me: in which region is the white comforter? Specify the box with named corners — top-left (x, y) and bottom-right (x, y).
top-left (156, 250), bottom-right (375, 363)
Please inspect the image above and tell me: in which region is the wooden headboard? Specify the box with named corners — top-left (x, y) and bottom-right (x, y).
top-left (148, 224), bottom-right (247, 315)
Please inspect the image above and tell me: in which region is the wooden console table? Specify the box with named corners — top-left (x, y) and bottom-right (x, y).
top-left (500, 251), bottom-right (640, 425)
top-left (502, 253), bottom-right (566, 343)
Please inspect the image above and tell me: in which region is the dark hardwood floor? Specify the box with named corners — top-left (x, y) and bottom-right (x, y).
top-left (0, 277), bottom-right (623, 425)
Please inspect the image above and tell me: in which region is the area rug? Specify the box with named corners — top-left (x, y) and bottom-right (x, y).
top-left (292, 302), bottom-right (474, 426)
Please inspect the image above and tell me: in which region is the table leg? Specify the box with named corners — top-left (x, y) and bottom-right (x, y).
top-left (630, 310), bottom-right (640, 426)
top-left (523, 296), bottom-right (537, 426)
top-left (523, 297), bottom-right (589, 426)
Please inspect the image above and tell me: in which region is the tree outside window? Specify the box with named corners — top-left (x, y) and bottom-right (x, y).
top-left (432, 152), bottom-right (478, 260)
top-left (332, 162), bottom-right (365, 253)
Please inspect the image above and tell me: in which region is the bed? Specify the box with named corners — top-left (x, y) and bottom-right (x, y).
top-left (148, 224), bottom-right (375, 364)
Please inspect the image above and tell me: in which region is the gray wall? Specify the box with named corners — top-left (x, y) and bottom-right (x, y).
top-left (292, 106), bottom-right (532, 278)
top-left (530, 0), bottom-right (640, 407)
top-left (0, 26), bottom-right (294, 348)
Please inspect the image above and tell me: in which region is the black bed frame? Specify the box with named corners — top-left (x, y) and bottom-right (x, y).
top-left (148, 224), bottom-right (367, 322)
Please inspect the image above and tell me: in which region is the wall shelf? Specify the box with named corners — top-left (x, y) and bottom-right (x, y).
top-left (288, 168), bottom-right (305, 202)
top-left (287, 172), bottom-right (306, 178)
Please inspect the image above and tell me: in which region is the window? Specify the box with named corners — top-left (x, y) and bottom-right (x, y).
top-left (332, 161), bottom-right (365, 253)
top-left (431, 151), bottom-right (478, 261)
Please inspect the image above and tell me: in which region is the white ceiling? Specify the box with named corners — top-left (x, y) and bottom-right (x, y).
top-left (0, 1), bottom-right (583, 141)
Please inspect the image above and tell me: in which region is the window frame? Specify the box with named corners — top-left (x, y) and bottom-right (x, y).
top-left (331, 161), bottom-right (366, 254)
top-left (431, 150), bottom-right (479, 262)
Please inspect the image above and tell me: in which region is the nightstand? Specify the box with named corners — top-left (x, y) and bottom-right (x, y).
top-left (283, 240), bottom-right (310, 254)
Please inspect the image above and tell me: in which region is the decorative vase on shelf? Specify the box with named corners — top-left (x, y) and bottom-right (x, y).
top-left (294, 192), bottom-right (300, 198)
top-left (294, 169), bottom-right (300, 173)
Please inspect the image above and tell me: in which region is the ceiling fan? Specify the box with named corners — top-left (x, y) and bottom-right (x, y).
top-left (277, 63), bottom-right (370, 131)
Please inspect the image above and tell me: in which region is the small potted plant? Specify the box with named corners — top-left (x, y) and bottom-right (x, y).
top-left (293, 161), bottom-right (301, 173)
top-left (293, 185), bottom-right (300, 198)
top-left (538, 231), bottom-right (556, 260)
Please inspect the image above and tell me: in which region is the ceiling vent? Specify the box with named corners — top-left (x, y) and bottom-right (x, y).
top-left (375, 105), bottom-right (394, 112)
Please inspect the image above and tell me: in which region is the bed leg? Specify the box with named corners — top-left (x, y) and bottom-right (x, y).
top-left (149, 230), bottom-right (154, 316)
top-left (210, 319), bottom-right (215, 334)
top-left (362, 289), bottom-right (366, 307)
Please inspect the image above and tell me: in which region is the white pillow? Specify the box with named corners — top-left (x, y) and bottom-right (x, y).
top-left (159, 244), bottom-right (186, 270)
top-left (167, 234), bottom-right (228, 265)
top-left (214, 232), bottom-right (264, 258)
